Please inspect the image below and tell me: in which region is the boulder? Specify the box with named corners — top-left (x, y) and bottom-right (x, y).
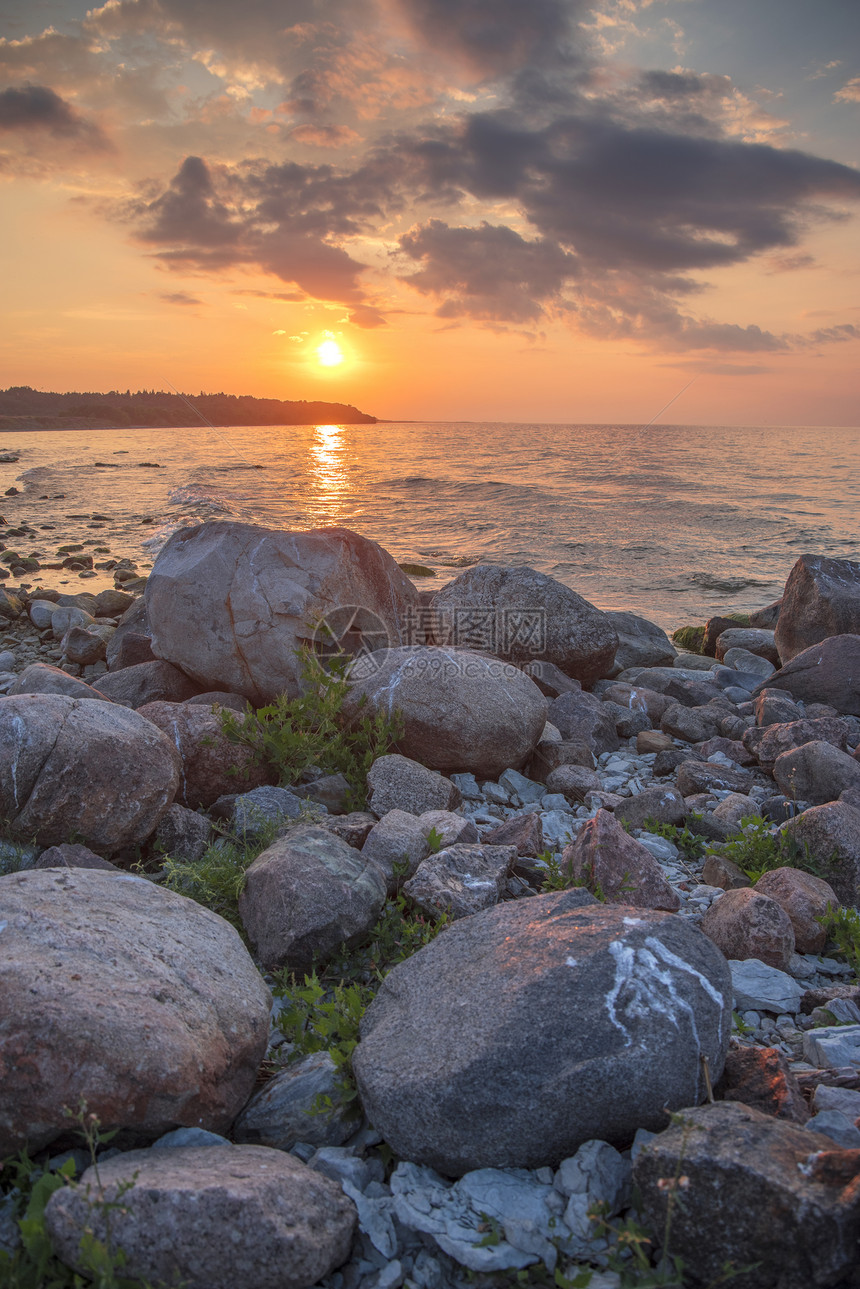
top-left (92, 659), bottom-right (202, 708)
top-left (520, 659), bottom-right (582, 698)
top-left (238, 825), bottom-right (387, 972)
top-left (229, 785), bottom-right (318, 844)
top-left (64, 625), bottom-right (110, 666)
top-left (431, 564), bottom-right (617, 686)
top-left (105, 595), bottom-right (151, 669)
top-left (604, 610), bottom-right (676, 676)
top-left (754, 690), bottom-right (804, 727)
top-left (695, 736), bottom-right (756, 767)
top-left (8, 662), bottom-right (108, 701)
top-left (292, 772), bottom-right (351, 814)
top-left (675, 759), bottom-right (752, 797)
top-left (613, 786), bottom-right (686, 831)
top-left (483, 811), bottom-right (544, 857)
top-left (545, 762), bottom-right (602, 803)
top-left (367, 753), bottom-right (461, 816)
top-left (636, 729), bottom-right (675, 754)
top-left (0, 868), bottom-right (270, 1157)
top-left (361, 809), bottom-right (431, 891)
top-left (547, 690), bottom-right (619, 756)
top-left (775, 554), bottom-right (860, 663)
top-left (0, 694), bottom-right (180, 853)
top-left (744, 716), bottom-right (852, 772)
top-left (348, 647), bottom-right (547, 779)
top-left (402, 843), bottom-right (516, 919)
top-left (660, 702), bottom-right (722, 744)
top-left (233, 1051), bottom-right (356, 1151)
top-left (699, 887), bottom-right (795, 972)
top-left (93, 587), bottom-right (136, 617)
top-left (715, 628), bottom-right (779, 665)
top-left (773, 740), bottom-right (860, 806)
top-left (44, 1145), bottom-right (355, 1289)
top-left (138, 700), bottom-right (273, 808)
top-left (322, 811), bottom-right (376, 849)
top-left (353, 892), bottom-right (731, 1174)
top-left (753, 634), bottom-right (860, 715)
top-left (561, 810), bottom-right (680, 911)
top-left (633, 1101), bottom-right (860, 1289)
top-left (33, 842), bottom-right (121, 872)
top-left (185, 690), bottom-right (249, 713)
top-left (754, 868), bottom-right (839, 954)
top-left (528, 739), bottom-right (595, 783)
top-left (602, 682), bottom-right (674, 724)
top-left (715, 1047), bottom-right (809, 1123)
top-left (145, 522), bottom-right (419, 704)
top-left (722, 647), bottom-right (775, 679)
top-left (615, 667), bottom-right (722, 708)
top-left (153, 803), bottom-right (212, 863)
top-left (701, 853), bottom-right (751, 891)
top-left (781, 801), bottom-right (860, 907)
top-left (750, 599), bottom-right (782, 629)
top-left (704, 615), bottom-right (745, 656)
top-left (417, 810), bottom-right (479, 849)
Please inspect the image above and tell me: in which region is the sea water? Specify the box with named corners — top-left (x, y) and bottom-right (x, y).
top-left (3, 420), bottom-right (858, 632)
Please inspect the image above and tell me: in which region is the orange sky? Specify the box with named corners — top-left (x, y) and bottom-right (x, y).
top-left (1, 0), bottom-right (859, 424)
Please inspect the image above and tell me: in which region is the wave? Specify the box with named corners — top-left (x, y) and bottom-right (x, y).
top-left (688, 572), bottom-right (774, 593)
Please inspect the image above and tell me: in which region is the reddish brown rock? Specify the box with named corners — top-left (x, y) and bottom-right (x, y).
top-left (753, 634), bottom-right (860, 716)
top-left (700, 887), bottom-right (795, 971)
top-left (0, 694), bottom-right (180, 853)
top-left (528, 739), bottom-right (595, 783)
top-left (701, 853), bottom-right (751, 891)
top-left (547, 690), bottom-right (620, 756)
top-left (483, 811), bottom-right (544, 856)
top-left (138, 701), bottom-right (272, 808)
top-left (561, 809), bottom-right (680, 911)
top-left (633, 1102), bottom-right (860, 1289)
top-left (695, 737), bottom-right (756, 767)
top-left (716, 1047), bottom-right (810, 1123)
top-left (773, 740), bottom-right (860, 806)
top-left (754, 867), bottom-right (839, 954)
top-left (602, 683), bottom-right (674, 724)
top-left (636, 729), bottom-right (675, 754)
top-left (746, 717), bottom-right (853, 773)
top-left (781, 801), bottom-right (860, 907)
top-left (0, 868), bottom-right (271, 1157)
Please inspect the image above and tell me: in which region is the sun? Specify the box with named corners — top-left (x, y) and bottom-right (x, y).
top-left (317, 338), bottom-right (344, 367)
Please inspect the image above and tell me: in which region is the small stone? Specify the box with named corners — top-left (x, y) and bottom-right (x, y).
top-left (804, 1110), bottom-right (860, 1149)
top-left (729, 959), bottom-right (803, 1014)
top-left (803, 1025), bottom-right (860, 1069)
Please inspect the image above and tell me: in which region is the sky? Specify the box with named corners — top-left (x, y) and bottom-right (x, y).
top-left (1, 0), bottom-right (859, 425)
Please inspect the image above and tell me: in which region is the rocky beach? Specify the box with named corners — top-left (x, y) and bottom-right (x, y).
top-left (2, 510), bottom-right (860, 1289)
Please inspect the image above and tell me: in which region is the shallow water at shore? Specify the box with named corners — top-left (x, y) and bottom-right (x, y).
top-left (1, 420), bottom-right (857, 631)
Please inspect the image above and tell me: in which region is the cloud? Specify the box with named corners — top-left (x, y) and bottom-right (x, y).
top-left (388, 0), bottom-right (587, 78)
top-left (289, 124), bottom-right (362, 148)
top-left (159, 290), bottom-right (203, 304)
top-left (0, 82), bottom-right (109, 147)
top-left (834, 77), bottom-right (860, 104)
top-left (398, 219), bottom-right (578, 321)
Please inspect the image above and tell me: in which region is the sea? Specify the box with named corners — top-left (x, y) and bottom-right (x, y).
top-left (2, 420), bottom-right (858, 633)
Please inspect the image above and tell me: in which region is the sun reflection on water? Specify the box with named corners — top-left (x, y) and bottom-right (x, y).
top-left (308, 424), bottom-right (350, 521)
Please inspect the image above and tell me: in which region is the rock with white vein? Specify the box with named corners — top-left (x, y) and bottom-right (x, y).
top-left (353, 890), bottom-right (732, 1174)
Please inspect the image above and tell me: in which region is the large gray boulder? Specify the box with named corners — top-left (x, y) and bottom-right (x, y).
top-left (0, 868), bottom-right (271, 1157)
top-left (44, 1145), bottom-right (356, 1289)
top-left (634, 1102), bottom-right (860, 1289)
top-left (0, 694), bottom-right (180, 853)
top-left (431, 565), bottom-right (617, 686)
top-left (145, 522), bottom-right (419, 704)
top-left (772, 740), bottom-right (860, 806)
top-left (347, 647), bottom-right (547, 779)
top-left (752, 635), bottom-right (860, 715)
top-left (353, 892), bottom-right (731, 1174)
top-left (238, 824), bottom-right (387, 971)
top-left (775, 554), bottom-right (860, 663)
top-left (605, 610), bottom-right (676, 676)
top-left (366, 753), bottom-right (461, 816)
top-left (781, 801), bottom-right (860, 907)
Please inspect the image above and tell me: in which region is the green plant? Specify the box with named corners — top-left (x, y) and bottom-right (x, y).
top-left (712, 816), bottom-right (820, 884)
top-left (0, 1103), bottom-right (160, 1289)
top-left (817, 903), bottom-right (860, 976)
top-left (159, 829), bottom-right (276, 933)
top-left (221, 651), bottom-right (403, 810)
top-left (671, 626), bottom-right (704, 655)
top-left (425, 826), bottom-right (444, 854)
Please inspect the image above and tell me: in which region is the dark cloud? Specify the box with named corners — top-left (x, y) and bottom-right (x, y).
top-left (0, 82), bottom-right (108, 146)
top-left (122, 152), bottom-right (387, 315)
top-left (399, 219), bottom-right (577, 321)
top-left (389, 0), bottom-right (586, 78)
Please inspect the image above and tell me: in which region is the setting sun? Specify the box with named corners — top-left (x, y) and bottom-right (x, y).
top-left (317, 338), bottom-right (344, 367)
